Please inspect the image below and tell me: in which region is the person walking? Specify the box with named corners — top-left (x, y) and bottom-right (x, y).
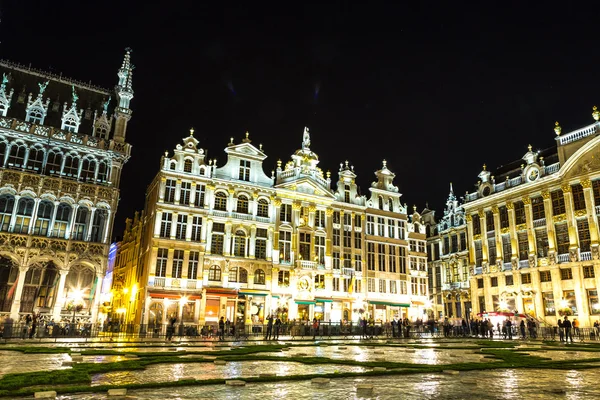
top-left (265, 314), bottom-right (273, 340)
top-left (557, 318), bottom-right (564, 343)
top-left (519, 319), bottom-right (526, 340)
top-left (563, 316), bottom-right (573, 344)
top-left (274, 316), bottom-right (281, 340)
top-left (218, 317), bottom-right (225, 341)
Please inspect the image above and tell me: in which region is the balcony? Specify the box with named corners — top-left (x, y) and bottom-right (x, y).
top-left (149, 277), bottom-right (201, 291)
top-left (503, 262), bottom-right (512, 271)
top-left (518, 260), bottom-right (529, 269)
top-left (296, 260), bottom-right (318, 270)
top-left (557, 253), bottom-right (570, 264)
top-left (442, 281), bottom-right (470, 291)
top-left (580, 251), bottom-right (592, 261)
top-left (533, 218), bottom-right (546, 228)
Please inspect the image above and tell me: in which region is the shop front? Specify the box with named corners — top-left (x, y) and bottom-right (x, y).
top-left (239, 290), bottom-right (270, 324)
top-left (368, 300), bottom-right (411, 322)
top-left (295, 300), bottom-right (315, 322)
top-left (204, 288), bottom-right (238, 324)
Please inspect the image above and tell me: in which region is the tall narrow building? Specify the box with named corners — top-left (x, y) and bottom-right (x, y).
top-left (0, 49), bottom-right (133, 323)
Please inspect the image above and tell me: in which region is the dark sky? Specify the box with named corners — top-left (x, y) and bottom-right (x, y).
top-left (1, 2), bottom-right (599, 237)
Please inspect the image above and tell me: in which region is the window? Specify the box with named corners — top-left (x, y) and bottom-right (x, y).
top-left (333, 251), bottom-right (340, 269)
top-left (172, 250), bottom-right (184, 278)
top-left (378, 196), bottom-right (384, 210)
top-left (257, 199), bottom-right (269, 218)
top-left (477, 278), bottom-right (484, 289)
top-left (233, 230), bottom-right (247, 257)
top-left (175, 214), bottom-right (187, 240)
top-left (500, 235), bottom-right (510, 263)
top-left (505, 274), bottom-right (514, 286)
top-left (229, 267), bottom-right (248, 283)
top-left (191, 216), bottom-right (202, 241)
top-left (532, 197), bottom-right (545, 220)
top-left (460, 232), bottom-right (467, 251)
top-left (62, 154), bottom-right (79, 177)
top-left (367, 242), bottom-right (375, 271)
top-left (298, 232), bottom-right (311, 260)
top-left (588, 290), bottom-right (600, 315)
top-left (71, 206), bottom-right (88, 240)
top-left (388, 198), bottom-right (394, 212)
top-left (183, 159), bottom-right (193, 173)
top-left (514, 201), bottom-right (525, 225)
top-left (367, 216), bottom-right (374, 235)
top-left (280, 204), bottom-right (292, 223)
top-left (333, 229), bottom-right (340, 246)
top-left (518, 231), bottom-right (528, 261)
top-left (333, 277), bottom-right (340, 291)
top-left (0, 195), bottom-right (14, 232)
top-left (214, 192), bottom-right (227, 211)
top-left (563, 290), bottom-right (577, 315)
top-left (399, 247), bottom-right (407, 274)
top-left (475, 241), bottom-right (483, 267)
top-left (315, 236), bottom-right (325, 264)
top-left (354, 254), bottom-right (362, 272)
top-left (543, 292), bottom-right (555, 316)
top-left (521, 273), bottom-right (531, 284)
top-left (79, 158), bottom-right (96, 182)
top-left (343, 230), bottom-right (351, 248)
top-left (379, 279), bottom-right (386, 293)
top-left (44, 151), bottom-right (62, 175)
top-left (26, 108), bottom-right (44, 124)
top-left (378, 243), bottom-right (386, 272)
top-left (486, 211), bottom-right (495, 232)
top-left (180, 182), bottom-right (191, 205)
top-left (560, 268), bottom-right (573, 280)
top-left (377, 217), bottom-right (385, 236)
top-left (278, 270), bottom-right (290, 286)
top-left (194, 184), bottom-right (205, 207)
top-left (577, 219), bottom-right (591, 252)
top-left (594, 180), bottom-right (600, 208)
top-left (490, 277), bottom-right (498, 287)
top-left (367, 278), bottom-right (375, 292)
top-left (333, 211), bottom-right (340, 224)
top-left (555, 223), bottom-right (569, 255)
top-left (236, 195), bottom-right (249, 214)
top-left (62, 117), bottom-right (78, 133)
top-left (344, 212), bottom-right (351, 227)
top-left (239, 160), bottom-right (250, 181)
top-left (155, 248), bottom-right (168, 277)
top-left (354, 232), bottom-right (362, 249)
top-left (535, 228), bottom-right (549, 258)
top-left (26, 147), bottom-right (44, 172)
top-left (14, 198), bottom-right (34, 234)
top-left (33, 200), bottom-right (52, 236)
top-left (355, 214), bottom-right (362, 228)
top-left (164, 179), bottom-right (176, 203)
top-left (188, 251), bottom-right (199, 280)
top-left (344, 185), bottom-right (351, 203)
top-left (279, 231), bottom-right (291, 263)
top-left (210, 223), bottom-right (225, 255)
top-left (388, 245), bottom-right (397, 273)
top-left (411, 277), bottom-right (418, 294)
top-left (52, 203), bottom-right (71, 238)
top-left (315, 210), bottom-right (325, 228)
top-left (539, 270), bottom-right (552, 282)
top-left (472, 213), bottom-right (481, 235)
top-left (314, 274), bottom-right (325, 289)
top-left (344, 252), bottom-right (351, 269)
top-left (572, 184), bottom-right (586, 211)
top-left (487, 236), bottom-right (496, 265)
top-left (7, 144), bottom-right (25, 168)
top-left (390, 280), bottom-right (397, 294)
top-left (160, 212), bottom-right (172, 238)
top-left (551, 190), bottom-right (565, 216)
top-left (388, 219), bottom-right (395, 238)
top-left (255, 228), bottom-right (268, 260)
top-left (208, 265), bottom-right (221, 281)
top-left (97, 161), bottom-right (109, 182)
top-left (254, 269), bottom-right (266, 285)
top-left (583, 265), bottom-right (595, 279)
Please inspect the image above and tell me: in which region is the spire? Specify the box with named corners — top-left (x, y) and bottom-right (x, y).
top-left (449, 182), bottom-right (454, 194)
top-left (116, 48), bottom-right (134, 110)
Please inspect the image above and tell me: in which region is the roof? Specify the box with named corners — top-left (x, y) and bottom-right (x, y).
top-left (492, 146), bottom-right (558, 181)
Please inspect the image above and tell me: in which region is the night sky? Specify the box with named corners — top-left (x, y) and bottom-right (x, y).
top-left (1, 2), bottom-right (599, 237)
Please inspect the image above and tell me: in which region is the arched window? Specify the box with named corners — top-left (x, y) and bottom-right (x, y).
top-left (33, 200), bottom-right (53, 236)
top-left (169, 161), bottom-right (176, 171)
top-left (199, 166), bottom-right (206, 176)
top-left (208, 265), bottom-right (221, 281)
top-left (26, 147), bottom-right (44, 171)
top-left (14, 197), bottom-right (34, 234)
top-left (80, 158), bottom-right (97, 182)
top-left (214, 191), bottom-right (227, 211)
top-left (378, 196), bottom-right (384, 210)
top-left (254, 269), bottom-right (266, 285)
top-left (7, 143), bottom-right (26, 168)
top-left (233, 230), bottom-right (247, 257)
top-left (21, 262), bottom-right (59, 312)
top-left (0, 103), bottom-right (7, 118)
top-left (0, 142), bottom-right (6, 166)
top-left (90, 209), bottom-right (108, 242)
top-left (72, 207), bottom-right (89, 241)
top-left (63, 154), bottom-right (79, 177)
top-left (183, 159), bottom-right (193, 173)
top-left (0, 195), bottom-right (15, 232)
top-left (44, 150), bottom-right (62, 176)
top-left (64, 265), bottom-right (95, 309)
top-left (344, 185), bottom-right (351, 203)
top-left (229, 267), bottom-right (239, 283)
top-left (97, 161), bottom-right (109, 182)
top-left (26, 109), bottom-right (44, 125)
top-left (52, 203), bottom-right (72, 238)
top-left (238, 267), bottom-right (248, 283)
top-left (236, 195), bottom-right (249, 214)
top-left (148, 302), bottom-right (163, 327)
top-left (63, 117), bottom-right (78, 133)
top-left (388, 198), bottom-right (394, 212)
top-left (278, 270), bottom-right (290, 286)
top-left (257, 199), bottom-right (269, 218)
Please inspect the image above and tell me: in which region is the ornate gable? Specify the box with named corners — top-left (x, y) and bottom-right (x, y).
top-left (25, 80), bottom-right (50, 124)
top-left (0, 73), bottom-right (14, 117)
top-left (93, 97), bottom-right (112, 139)
top-left (61, 86), bottom-right (83, 133)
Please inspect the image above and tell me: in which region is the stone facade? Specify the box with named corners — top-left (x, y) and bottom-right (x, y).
top-left (117, 127), bottom-right (428, 326)
top-left (0, 50), bottom-right (133, 323)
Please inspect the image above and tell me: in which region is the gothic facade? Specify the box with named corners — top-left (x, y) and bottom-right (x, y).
top-left (0, 50), bottom-right (133, 323)
top-left (464, 109), bottom-right (600, 327)
top-left (118, 128), bottom-right (428, 326)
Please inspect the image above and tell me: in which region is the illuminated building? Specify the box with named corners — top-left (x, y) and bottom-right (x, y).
top-left (464, 108), bottom-right (600, 326)
top-left (0, 49), bottom-right (133, 323)
top-left (122, 127), bottom-right (428, 326)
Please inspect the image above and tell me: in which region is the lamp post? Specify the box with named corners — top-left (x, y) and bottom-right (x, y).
top-left (66, 288), bottom-right (85, 324)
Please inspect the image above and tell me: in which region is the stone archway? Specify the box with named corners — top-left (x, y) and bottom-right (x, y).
top-left (0, 256), bottom-right (18, 312)
top-left (63, 264), bottom-right (97, 313)
top-left (19, 261), bottom-right (60, 314)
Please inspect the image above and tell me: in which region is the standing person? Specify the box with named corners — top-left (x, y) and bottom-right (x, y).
top-left (265, 314), bottom-right (273, 340)
top-left (573, 318), bottom-right (580, 338)
top-left (312, 318), bottom-right (319, 340)
top-left (29, 314), bottom-right (37, 339)
top-left (520, 319), bottom-right (526, 340)
top-left (557, 318), bottom-right (564, 343)
top-left (361, 317), bottom-right (367, 339)
top-left (218, 317), bottom-right (225, 341)
top-left (506, 319), bottom-right (513, 340)
top-left (391, 316), bottom-right (398, 338)
top-left (563, 316), bottom-right (573, 344)
top-left (274, 316), bottom-right (281, 340)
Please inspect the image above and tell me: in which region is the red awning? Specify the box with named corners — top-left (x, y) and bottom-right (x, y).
top-left (149, 293), bottom-right (201, 301)
top-left (477, 311), bottom-right (528, 318)
top-left (205, 288), bottom-right (238, 298)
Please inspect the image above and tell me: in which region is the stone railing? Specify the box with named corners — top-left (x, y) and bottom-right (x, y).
top-left (0, 116), bottom-right (131, 156)
top-left (148, 277), bottom-right (201, 291)
top-left (557, 122), bottom-right (599, 146)
top-left (557, 253), bottom-right (570, 263)
top-left (296, 260), bottom-right (318, 270)
top-left (580, 251), bottom-right (592, 261)
top-left (533, 218), bottom-right (546, 228)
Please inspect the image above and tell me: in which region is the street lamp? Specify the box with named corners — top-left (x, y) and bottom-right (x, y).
top-left (66, 288), bottom-right (85, 324)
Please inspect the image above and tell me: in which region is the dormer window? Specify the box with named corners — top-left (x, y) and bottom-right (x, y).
top-left (63, 118), bottom-right (77, 133)
top-left (0, 103), bottom-right (6, 117)
top-left (184, 159), bottom-right (193, 173)
top-left (344, 185), bottom-right (350, 203)
top-left (239, 160), bottom-right (250, 181)
top-left (26, 109), bottom-right (44, 125)
top-left (378, 196), bottom-right (384, 210)
top-left (388, 198), bottom-right (393, 212)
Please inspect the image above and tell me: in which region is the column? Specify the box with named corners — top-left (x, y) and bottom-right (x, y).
top-left (102, 210), bottom-right (112, 244)
top-left (551, 268), bottom-right (564, 321)
top-left (143, 297), bottom-right (150, 325)
top-left (562, 184), bottom-right (579, 255)
top-left (28, 198), bottom-right (41, 235)
top-left (224, 222), bottom-right (232, 256)
top-left (158, 177), bottom-right (167, 202)
top-left (205, 184), bottom-right (215, 210)
top-left (272, 198), bottom-right (281, 264)
top-left (483, 276), bottom-right (494, 313)
top-left (46, 201), bottom-right (59, 237)
top-left (170, 212), bottom-right (178, 240)
top-left (506, 202), bottom-right (518, 264)
top-left (185, 214), bottom-right (193, 241)
top-left (204, 219), bottom-right (213, 253)
top-left (325, 208), bottom-right (334, 269)
top-left (492, 206), bottom-right (503, 267)
top-left (66, 204), bottom-right (79, 240)
top-left (479, 210), bottom-right (489, 267)
top-left (572, 266), bottom-right (589, 325)
top-left (581, 179), bottom-right (600, 252)
top-left (542, 191), bottom-right (557, 258)
top-left (90, 272), bottom-right (103, 323)
top-left (190, 184), bottom-right (197, 207)
top-left (522, 196), bottom-right (536, 264)
top-left (227, 188), bottom-right (235, 212)
top-left (8, 195), bottom-right (20, 232)
top-left (266, 227), bottom-right (273, 261)
top-left (10, 266), bottom-right (29, 320)
top-left (174, 179), bottom-right (182, 204)
top-left (466, 214), bottom-right (475, 267)
top-left (251, 192), bottom-right (259, 216)
top-left (530, 269), bottom-right (544, 320)
top-left (153, 210), bottom-right (162, 238)
top-left (194, 299), bottom-right (201, 323)
top-left (249, 225), bottom-right (257, 258)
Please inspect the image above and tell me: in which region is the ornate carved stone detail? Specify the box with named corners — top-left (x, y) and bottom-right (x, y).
top-left (325, 208), bottom-right (334, 216)
top-left (505, 202), bottom-right (514, 210)
top-left (581, 178), bottom-right (592, 189)
top-left (522, 196), bottom-right (531, 205)
top-left (477, 210), bottom-right (484, 218)
top-left (465, 214), bottom-right (472, 222)
top-left (491, 205), bottom-right (499, 214)
top-left (553, 214), bottom-right (566, 223)
top-left (561, 184), bottom-right (572, 193)
top-left (541, 191), bottom-right (551, 200)
top-left (528, 253), bottom-right (537, 268)
top-left (592, 245), bottom-right (600, 260)
top-left (511, 258), bottom-right (518, 270)
top-left (569, 248), bottom-right (578, 262)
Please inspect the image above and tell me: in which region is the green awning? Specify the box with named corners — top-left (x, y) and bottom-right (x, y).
top-left (271, 295), bottom-right (280, 299)
top-left (315, 298), bottom-right (334, 303)
top-left (239, 291), bottom-right (269, 297)
top-left (295, 300), bottom-right (316, 305)
top-left (368, 300), bottom-right (410, 307)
